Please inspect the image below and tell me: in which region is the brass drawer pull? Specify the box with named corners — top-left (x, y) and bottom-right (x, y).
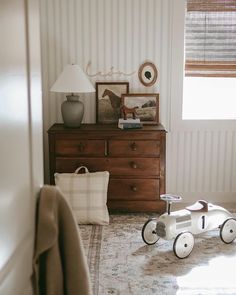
top-left (130, 142), bottom-right (137, 151)
top-left (130, 185), bottom-right (137, 192)
top-left (78, 142), bottom-right (85, 152)
top-left (130, 161), bottom-right (138, 169)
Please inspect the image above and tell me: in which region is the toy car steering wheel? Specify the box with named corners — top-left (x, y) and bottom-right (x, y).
top-left (161, 194), bottom-right (182, 214)
top-left (160, 194), bottom-right (182, 202)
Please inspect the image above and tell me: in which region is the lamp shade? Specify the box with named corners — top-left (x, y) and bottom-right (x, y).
top-left (50, 64), bottom-right (95, 93)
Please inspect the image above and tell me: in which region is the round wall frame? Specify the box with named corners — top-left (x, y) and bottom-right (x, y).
top-left (138, 62), bottom-right (158, 87)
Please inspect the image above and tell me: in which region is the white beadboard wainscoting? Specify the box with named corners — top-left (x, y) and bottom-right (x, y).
top-left (167, 130), bottom-right (236, 208)
top-left (40, 0), bottom-right (236, 208)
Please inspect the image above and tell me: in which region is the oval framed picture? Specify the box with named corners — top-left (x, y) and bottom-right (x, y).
top-left (138, 62), bottom-right (158, 87)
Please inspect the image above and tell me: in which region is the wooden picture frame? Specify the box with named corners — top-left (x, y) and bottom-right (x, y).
top-left (121, 93), bottom-right (159, 124)
top-left (138, 62), bottom-right (158, 87)
top-left (96, 82), bottom-right (129, 124)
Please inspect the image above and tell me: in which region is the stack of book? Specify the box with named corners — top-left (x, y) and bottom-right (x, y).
top-left (118, 118), bottom-right (143, 129)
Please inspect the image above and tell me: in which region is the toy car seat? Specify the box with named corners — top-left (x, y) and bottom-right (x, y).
top-left (186, 200), bottom-right (208, 212)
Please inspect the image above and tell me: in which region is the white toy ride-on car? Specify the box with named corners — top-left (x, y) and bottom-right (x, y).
top-left (141, 194), bottom-right (236, 259)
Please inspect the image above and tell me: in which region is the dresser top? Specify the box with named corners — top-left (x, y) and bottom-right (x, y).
top-left (48, 123), bottom-right (167, 134)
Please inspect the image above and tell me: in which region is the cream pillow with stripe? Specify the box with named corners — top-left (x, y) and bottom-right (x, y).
top-left (54, 166), bottom-right (109, 225)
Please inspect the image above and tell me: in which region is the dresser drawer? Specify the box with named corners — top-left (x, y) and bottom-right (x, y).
top-left (55, 139), bottom-right (106, 156)
top-left (109, 140), bottom-right (160, 156)
top-left (108, 178), bottom-right (159, 200)
top-left (55, 158), bottom-right (108, 173)
top-left (107, 200), bottom-right (165, 213)
top-left (107, 158), bottom-right (160, 176)
top-left (55, 157), bottom-right (160, 176)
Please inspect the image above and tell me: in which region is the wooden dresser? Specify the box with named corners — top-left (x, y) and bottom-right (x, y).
top-left (48, 123), bottom-right (166, 213)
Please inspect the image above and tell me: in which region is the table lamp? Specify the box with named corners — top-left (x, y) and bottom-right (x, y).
top-left (50, 64), bottom-right (95, 127)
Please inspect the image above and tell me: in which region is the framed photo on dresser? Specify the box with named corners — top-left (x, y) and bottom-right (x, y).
top-left (96, 82), bottom-right (129, 124)
top-left (121, 93), bottom-right (159, 124)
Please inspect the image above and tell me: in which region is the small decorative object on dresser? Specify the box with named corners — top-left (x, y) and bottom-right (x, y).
top-left (48, 123), bottom-right (166, 213)
top-left (118, 118), bottom-right (143, 130)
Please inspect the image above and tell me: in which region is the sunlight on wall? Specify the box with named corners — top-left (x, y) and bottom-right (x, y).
top-left (0, 75), bottom-right (28, 123)
top-left (182, 77), bottom-right (236, 120)
top-left (177, 255), bottom-right (236, 294)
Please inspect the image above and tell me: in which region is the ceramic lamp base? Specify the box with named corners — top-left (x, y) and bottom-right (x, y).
top-left (61, 95), bottom-right (84, 128)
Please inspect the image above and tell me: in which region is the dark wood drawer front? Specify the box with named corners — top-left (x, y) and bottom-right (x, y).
top-left (107, 200), bottom-right (165, 213)
top-left (55, 157), bottom-right (159, 176)
top-left (108, 179), bottom-right (159, 200)
top-left (109, 140), bottom-right (160, 156)
top-left (55, 158), bottom-right (109, 173)
top-left (108, 158), bottom-right (160, 176)
top-left (55, 139), bottom-right (105, 156)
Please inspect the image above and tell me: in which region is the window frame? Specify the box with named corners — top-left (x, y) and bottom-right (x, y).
top-left (169, 0), bottom-right (236, 131)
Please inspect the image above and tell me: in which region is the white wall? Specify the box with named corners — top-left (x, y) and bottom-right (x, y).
top-left (0, 0), bottom-right (43, 293)
top-left (40, 0), bottom-right (236, 208)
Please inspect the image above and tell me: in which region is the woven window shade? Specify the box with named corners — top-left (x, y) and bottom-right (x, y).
top-left (185, 0), bottom-right (236, 77)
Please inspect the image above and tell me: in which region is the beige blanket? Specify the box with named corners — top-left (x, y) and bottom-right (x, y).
top-left (32, 185), bottom-right (92, 295)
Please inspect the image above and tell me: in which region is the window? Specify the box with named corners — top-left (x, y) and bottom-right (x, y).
top-left (182, 0), bottom-right (236, 120)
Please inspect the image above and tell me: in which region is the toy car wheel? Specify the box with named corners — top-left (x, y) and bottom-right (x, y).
top-left (173, 232), bottom-right (194, 259)
top-left (220, 218), bottom-right (236, 244)
top-left (141, 218), bottom-right (159, 245)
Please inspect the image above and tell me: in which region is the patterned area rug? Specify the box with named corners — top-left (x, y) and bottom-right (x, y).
top-left (80, 214), bottom-right (236, 295)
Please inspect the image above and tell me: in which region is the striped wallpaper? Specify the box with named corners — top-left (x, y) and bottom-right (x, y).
top-left (40, 0), bottom-right (236, 205)
top-left (40, 0), bottom-right (164, 127)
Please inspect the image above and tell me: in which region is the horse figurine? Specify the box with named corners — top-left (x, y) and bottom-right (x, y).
top-left (120, 105), bottom-right (138, 120)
